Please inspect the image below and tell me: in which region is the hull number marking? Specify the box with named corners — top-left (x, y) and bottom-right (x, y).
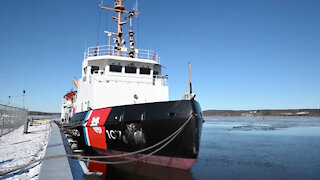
top-left (106, 130), bottom-right (122, 140)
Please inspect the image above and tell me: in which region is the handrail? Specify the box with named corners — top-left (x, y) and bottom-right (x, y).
top-left (84, 73), bottom-right (168, 86)
top-left (83, 45), bottom-right (160, 63)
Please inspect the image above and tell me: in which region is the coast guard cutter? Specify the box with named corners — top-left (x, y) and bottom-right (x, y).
top-left (63, 0), bottom-right (203, 169)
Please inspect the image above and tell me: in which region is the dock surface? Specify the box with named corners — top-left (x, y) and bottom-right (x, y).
top-left (39, 122), bottom-right (73, 180)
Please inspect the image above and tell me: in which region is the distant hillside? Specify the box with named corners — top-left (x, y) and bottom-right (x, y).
top-left (203, 109), bottom-right (320, 116)
top-left (28, 109), bottom-right (320, 117)
top-left (28, 111), bottom-right (60, 116)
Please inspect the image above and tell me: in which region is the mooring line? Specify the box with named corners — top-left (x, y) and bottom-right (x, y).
top-left (79, 120), bottom-right (185, 164)
top-left (0, 155), bottom-right (67, 176)
top-left (71, 114), bottom-right (193, 159)
top-left (0, 114), bottom-right (193, 176)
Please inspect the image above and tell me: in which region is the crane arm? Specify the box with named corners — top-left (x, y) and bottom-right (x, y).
top-left (72, 78), bottom-right (79, 89)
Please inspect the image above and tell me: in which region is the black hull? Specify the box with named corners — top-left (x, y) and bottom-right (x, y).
top-left (70, 100), bottom-right (203, 169)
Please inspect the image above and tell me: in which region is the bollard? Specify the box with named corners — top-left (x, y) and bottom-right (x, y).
top-left (23, 118), bottom-right (29, 134)
top-left (30, 117), bottom-right (33, 126)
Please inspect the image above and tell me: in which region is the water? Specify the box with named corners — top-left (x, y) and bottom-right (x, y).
top-left (191, 116), bottom-right (320, 180)
top-left (86, 116), bottom-right (320, 179)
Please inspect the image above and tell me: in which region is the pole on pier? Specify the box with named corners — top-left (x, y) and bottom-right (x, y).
top-left (23, 90), bottom-right (25, 109)
top-left (188, 62), bottom-right (194, 99)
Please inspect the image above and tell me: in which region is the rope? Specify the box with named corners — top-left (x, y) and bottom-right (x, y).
top-left (59, 121), bottom-right (83, 129)
top-left (0, 155), bottom-right (67, 176)
top-left (71, 113), bottom-right (193, 159)
top-left (79, 120), bottom-right (184, 164)
top-left (0, 114), bottom-right (193, 176)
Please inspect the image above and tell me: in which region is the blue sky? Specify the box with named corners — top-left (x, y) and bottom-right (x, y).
top-left (0, 0), bottom-right (319, 112)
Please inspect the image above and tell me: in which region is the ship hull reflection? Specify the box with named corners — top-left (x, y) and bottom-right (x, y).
top-left (85, 158), bottom-right (194, 180)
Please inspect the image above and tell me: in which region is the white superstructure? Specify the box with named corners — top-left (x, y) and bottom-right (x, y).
top-left (74, 45), bottom-right (169, 112)
top-left (61, 91), bottom-right (76, 123)
top-left (70, 1), bottom-right (170, 112)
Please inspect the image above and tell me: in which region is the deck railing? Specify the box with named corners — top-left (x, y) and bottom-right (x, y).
top-left (84, 45), bottom-right (160, 63)
top-left (84, 73), bottom-right (167, 86)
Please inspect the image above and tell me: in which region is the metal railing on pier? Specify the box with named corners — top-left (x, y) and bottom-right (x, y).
top-left (0, 104), bottom-right (28, 137)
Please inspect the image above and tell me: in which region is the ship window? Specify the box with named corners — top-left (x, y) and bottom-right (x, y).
top-left (91, 66), bottom-right (99, 74)
top-left (153, 71), bottom-right (159, 75)
top-left (140, 68), bottom-right (151, 75)
top-left (110, 65), bottom-right (122, 72)
top-left (125, 66), bottom-right (137, 74)
top-left (83, 67), bottom-right (87, 75)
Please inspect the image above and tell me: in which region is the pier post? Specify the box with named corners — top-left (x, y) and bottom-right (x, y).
top-left (23, 117), bottom-right (29, 134)
top-left (30, 117), bottom-right (33, 126)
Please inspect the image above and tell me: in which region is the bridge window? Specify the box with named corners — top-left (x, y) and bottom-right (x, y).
top-left (125, 66), bottom-right (137, 74)
top-left (91, 66), bottom-right (99, 74)
top-left (140, 67), bottom-right (151, 75)
top-left (110, 65), bottom-right (122, 72)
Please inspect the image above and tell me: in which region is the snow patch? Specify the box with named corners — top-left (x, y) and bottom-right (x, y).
top-left (0, 121), bottom-right (50, 179)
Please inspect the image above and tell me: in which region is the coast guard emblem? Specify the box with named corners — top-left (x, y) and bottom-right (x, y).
top-left (83, 108), bottom-right (112, 150)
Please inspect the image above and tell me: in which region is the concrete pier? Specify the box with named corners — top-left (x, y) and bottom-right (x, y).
top-left (39, 123), bottom-right (73, 180)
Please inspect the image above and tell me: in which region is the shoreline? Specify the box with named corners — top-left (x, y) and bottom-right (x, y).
top-left (203, 109), bottom-right (320, 117)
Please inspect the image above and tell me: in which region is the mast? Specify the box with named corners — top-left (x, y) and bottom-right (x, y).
top-left (128, 11), bottom-right (135, 58)
top-left (188, 62), bottom-right (193, 99)
top-left (99, 0), bottom-right (139, 57)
